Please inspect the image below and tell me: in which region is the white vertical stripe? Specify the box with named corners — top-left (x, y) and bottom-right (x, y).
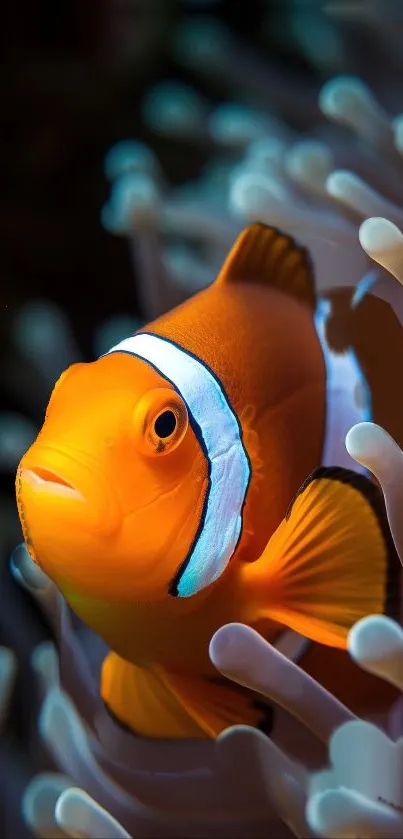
top-left (106, 333), bottom-right (251, 597)
top-left (315, 299), bottom-right (372, 474)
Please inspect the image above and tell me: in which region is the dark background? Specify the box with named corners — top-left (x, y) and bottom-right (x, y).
top-left (2, 0), bottom-right (400, 365)
top-left (1, 2), bottom-right (403, 835)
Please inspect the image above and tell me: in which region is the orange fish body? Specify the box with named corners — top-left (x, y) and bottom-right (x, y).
top-left (16, 225), bottom-right (401, 738)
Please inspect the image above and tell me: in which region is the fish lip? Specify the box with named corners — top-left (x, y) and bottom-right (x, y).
top-left (29, 466), bottom-right (74, 489)
top-left (20, 466), bottom-right (84, 500)
top-left (18, 448), bottom-right (121, 535)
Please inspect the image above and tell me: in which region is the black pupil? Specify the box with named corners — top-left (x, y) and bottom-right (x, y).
top-left (154, 410), bottom-right (177, 439)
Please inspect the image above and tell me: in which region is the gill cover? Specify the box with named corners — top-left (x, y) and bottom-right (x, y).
top-left (106, 332), bottom-right (251, 598)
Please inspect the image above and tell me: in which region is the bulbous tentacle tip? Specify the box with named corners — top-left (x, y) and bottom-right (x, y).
top-left (319, 75), bottom-right (392, 146)
top-left (307, 787), bottom-right (403, 839)
top-left (285, 139), bottom-right (334, 197)
top-left (346, 421), bottom-right (403, 484)
top-left (22, 773), bottom-right (72, 839)
top-left (9, 542), bottom-right (50, 592)
top-left (104, 140), bottom-right (158, 182)
top-left (56, 788), bottom-right (132, 839)
top-left (209, 104), bottom-right (269, 147)
top-left (327, 172), bottom-right (403, 223)
top-left (348, 615), bottom-right (403, 690)
top-left (142, 81), bottom-right (208, 140)
top-left (359, 217), bottom-right (403, 285)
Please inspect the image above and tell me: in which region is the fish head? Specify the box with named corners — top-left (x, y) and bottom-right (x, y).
top-left (16, 350), bottom-right (208, 605)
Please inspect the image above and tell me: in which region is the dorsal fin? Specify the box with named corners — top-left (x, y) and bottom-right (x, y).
top-left (215, 223), bottom-right (316, 309)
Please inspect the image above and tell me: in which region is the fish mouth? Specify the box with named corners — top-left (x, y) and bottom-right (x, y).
top-left (18, 452), bottom-right (121, 537)
top-left (30, 466), bottom-right (74, 489)
top-left (20, 466), bottom-right (83, 499)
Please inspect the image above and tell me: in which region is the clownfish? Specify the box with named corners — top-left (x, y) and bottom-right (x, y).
top-left (16, 223), bottom-right (401, 739)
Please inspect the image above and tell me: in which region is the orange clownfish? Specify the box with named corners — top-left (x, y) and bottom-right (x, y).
top-left (16, 224), bottom-right (401, 739)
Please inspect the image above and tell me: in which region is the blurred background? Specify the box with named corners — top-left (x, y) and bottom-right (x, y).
top-left (1, 0), bottom-right (403, 835)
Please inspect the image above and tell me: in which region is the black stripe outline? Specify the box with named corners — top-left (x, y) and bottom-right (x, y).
top-left (107, 331), bottom-right (252, 597)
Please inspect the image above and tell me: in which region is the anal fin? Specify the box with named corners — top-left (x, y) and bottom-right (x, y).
top-left (101, 652), bottom-right (271, 739)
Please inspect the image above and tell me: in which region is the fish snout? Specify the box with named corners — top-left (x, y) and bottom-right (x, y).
top-left (22, 465), bottom-right (80, 495)
top-left (17, 446), bottom-right (120, 537)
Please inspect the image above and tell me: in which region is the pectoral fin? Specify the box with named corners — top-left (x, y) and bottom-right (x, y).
top-left (242, 467), bottom-right (399, 647)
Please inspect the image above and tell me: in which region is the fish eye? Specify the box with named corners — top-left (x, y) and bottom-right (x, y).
top-left (133, 388), bottom-right (188, 457)
top-left (154, 410), bottom-right (177, 439)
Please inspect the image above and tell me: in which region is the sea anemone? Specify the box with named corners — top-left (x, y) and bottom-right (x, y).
top-left (209, 610), bottom-right (403, 839)
top-left (12, 540), bottom-right (403, 837)
top-left (7, 562), bottom-right (301, 838)
top-left (8, 407), bottom-right (403, 838)
top-left (307, 615), bottom-right (403, 838)
top-left (101, 70), bottom-right (403, 323)
top-left (3, 7), bottom-right (403, 837)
